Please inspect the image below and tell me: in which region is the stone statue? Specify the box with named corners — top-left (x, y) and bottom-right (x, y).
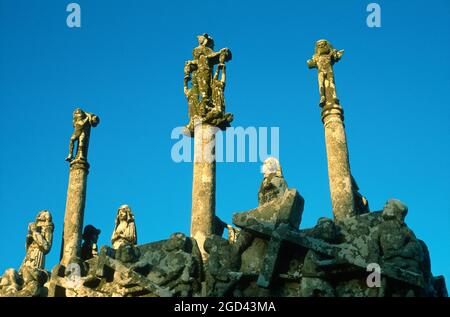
top-left (307, 39), bottom-right (344, 107)
top-left (65, 108), bottom-right (100, 162)
top-left (226, 225), bottom-right (240, 244)
top-left (111, 205), bottom-right (137, 249)
top-left (211, 52), bottom-right (228, 113)
top-left (81, 225), bottom-right (101, 261)
top-left (258, 157), bottom-right (288, 205)
top-left (184, 33), bottom-right (233, 134)
top-left (20, 210), bottom-right (54, 272)
top-left (0, 210), bottom-right (54, 297)
top-left (376, 200), bottom-right (426, 274)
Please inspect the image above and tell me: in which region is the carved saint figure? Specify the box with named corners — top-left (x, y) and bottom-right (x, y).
top-left (20, 210), bottom-right (54, 272)
top-left (111, 205), bottom-right (137, 249)
top-left (258, 157), bottom-right (288, 205)
top-left (65, 108), bottom-right (100, 162)
top-left (212, 52), bottom-right (228, 113)
top-left (307, 39), bottom-right (344, 107)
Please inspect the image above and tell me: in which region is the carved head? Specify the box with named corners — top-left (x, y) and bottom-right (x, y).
top-left (382, 199), bottom-right (408, 222)
top-left (73, 108), bottom-right (86, 120)
top-left (315, 39), bottom-right (332, 55)
top-left (36, 210), bottom-right (52, 225)
top-left (116, 205), bottom-right (135, 224)
top-left (262, 157), bottom-right (283, 178)
top-left (197, 33), bottom-right (214, 49)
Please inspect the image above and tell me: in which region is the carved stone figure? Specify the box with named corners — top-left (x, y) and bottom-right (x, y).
top-left (111, 205), bottom-right (137, 249)
top-left (258, 157), bottom-right (288, 205)
top-left (0, 269), bottom-right (22, 296)
top-left (307, 39), bottom-right (355, 220)
top-left (0, 211), bottom-right (54, 297)
top-left (81, 225), bottom-right (101, 261)
top-left (226, 225), bottom-right (240, 244)
top-left (0, 266), bottom-right (48, 297)
top-left (375, 200), bottom-right (426, 275)
top-left (65, 108), bottom-right (100, 162)
top-left (184, 34), bottom-right (233, 134)
top-left (307, 39), bottom-right (344, 107)
top-left (20, 210), bottom-right (54, 272)
top-left (211, 52), bottom-right (228, 113)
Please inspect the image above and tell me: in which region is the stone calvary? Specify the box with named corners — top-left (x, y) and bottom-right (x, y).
top-left (0, 36), bottom-right (447, 297)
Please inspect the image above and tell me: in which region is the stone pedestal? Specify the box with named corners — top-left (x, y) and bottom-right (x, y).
top-left (60, 160), bottom-right (89, 267)
top-left (321, 105), bottom-right (356, 220)
top-left (190, 122), bottom-right (216, 260)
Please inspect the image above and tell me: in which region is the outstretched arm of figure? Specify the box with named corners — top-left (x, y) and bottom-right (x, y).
top-left (208, 48), bottom-right (230, 64)
top-left (207, 51), bottom-right (222, 63)
top-left (332, 49), bottom-right (344, 62)
top-left (307, 56), bottom-right (317, 69)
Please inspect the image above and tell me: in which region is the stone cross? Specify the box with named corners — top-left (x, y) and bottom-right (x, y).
top-left (307, 40), bottom-right (356, 220)
top-left (60, 108), bottom-right (99, 267)
top-left (184, 34), bottom-right (233, 260)
top-left (233, 219), bottom-right (425, 289)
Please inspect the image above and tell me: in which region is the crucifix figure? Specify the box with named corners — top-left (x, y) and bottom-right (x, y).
top-left (183, 34), bottom-right (233, 135)
top-left (307, 39), bottom-right (344, 108)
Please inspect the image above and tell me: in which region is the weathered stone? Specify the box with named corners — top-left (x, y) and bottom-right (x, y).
top-left (258, 157), bottom-right (288, 206)
top-left (183, 34), bottom-right (233, 135)
top-left (61, 108), bottom-right (99, 267)
top-left (307, 39), bottom-right (344, 107)
top-left (20, 210), bottom-right (54, 272)
top-left (308, 40), bottom-right (357, 220)
top-left (301, 277), bottom-right (335, 297)
top-left (233, 188), bottom-right (304, 231)
top-left (0, 269), bottom-right (22, 296)
top-left (65, 108), bottom-right (99, 163)
top-left (111, 205), bottom-right (137, 249)
top-left (204, 235), bottom-right (242, 296)
top-left (0, 211), bottom-right (54, 297)
top-left (190, 122), bottom-right (216, 260)
top-left (4, 38), bottom-right (449, 298)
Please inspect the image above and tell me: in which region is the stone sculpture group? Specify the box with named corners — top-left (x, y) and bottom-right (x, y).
top-left (0, 37), bottom-right (447, 297)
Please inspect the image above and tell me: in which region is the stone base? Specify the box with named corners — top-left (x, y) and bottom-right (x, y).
top-left (185, 111), bottom-right (233, 137)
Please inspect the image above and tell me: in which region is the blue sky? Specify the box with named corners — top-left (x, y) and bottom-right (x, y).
top-left (1, 0), bottom-right (449, 284)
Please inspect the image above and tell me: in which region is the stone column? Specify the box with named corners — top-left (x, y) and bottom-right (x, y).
top-left (184, 34), bottom-right (233, 261)
top-left (307, 40), bottom-right (356, 220)
top-left (60, 108), bottom-right (99, 267)
top-left (321, 106), bottom-right (356, 220)
top-left (190, 122), bottom-right (216, 260)
top-left (60, 161), bottom-right (89, 266)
